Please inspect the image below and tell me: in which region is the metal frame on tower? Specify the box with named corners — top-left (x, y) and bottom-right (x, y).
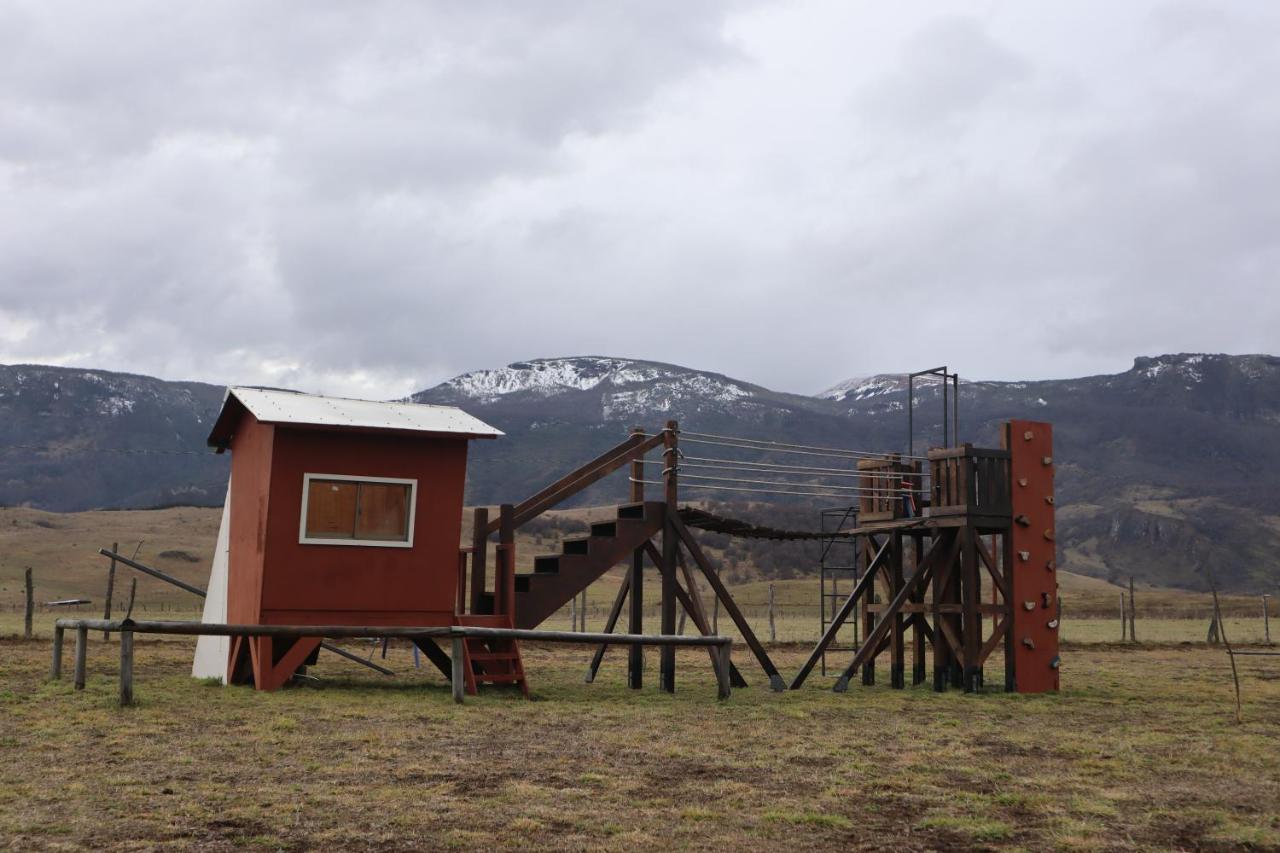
top-left (907, 367), bottom-right (959, 457)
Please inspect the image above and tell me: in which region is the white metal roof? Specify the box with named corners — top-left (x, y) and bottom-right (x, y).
top-left (213, 386), bottom-right (503, 442)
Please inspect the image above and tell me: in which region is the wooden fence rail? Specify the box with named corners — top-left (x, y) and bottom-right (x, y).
top-left (50, 618), bottom-right (734, 706)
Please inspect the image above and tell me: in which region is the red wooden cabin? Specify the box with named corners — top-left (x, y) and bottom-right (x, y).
top-left (204, 387), bottom-right (501, 690)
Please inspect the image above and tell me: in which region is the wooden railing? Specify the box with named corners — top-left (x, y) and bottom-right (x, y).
top-left (51, 618), bottom-right (733, 705)
top-left (856, 455), bottom-right (923, 522)
top-left (926, 445), bottom-right (1011, 517)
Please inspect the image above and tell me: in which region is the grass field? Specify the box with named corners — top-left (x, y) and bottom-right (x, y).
top-left (3, 635), bottom-right (1279, 850)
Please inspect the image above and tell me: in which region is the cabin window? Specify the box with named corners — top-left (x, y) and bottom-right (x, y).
top-left (299, 474), bottom-right (417, 547)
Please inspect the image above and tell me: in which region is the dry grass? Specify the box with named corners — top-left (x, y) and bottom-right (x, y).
top-left (2, 636), bottom-right (1280, 851)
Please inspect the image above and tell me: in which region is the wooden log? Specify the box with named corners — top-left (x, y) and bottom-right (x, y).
top-left (585, 572), bottom-right (631, 683)
top-left (451, 634), bottom-right (466, 704)
top-left (647, 542), bottom-right (747, 688)
top-left (716, 641), bottom-right (731, 701)
top-left (119, 629), bottom-right (134, 706)
top-left (961, 526), bottom-right (982, 692)
top-left (103, 541), bottom-right (118, 641)
top-left (660, 421), bottom-right (679, 693)
top-left (97, 549), bottom-right (206, 598)
top-left (890, 534), bottom-right (905, 689)
top-left (125, 578), bottom-right (137, 620)
top-left (669, 512), bottom-right (786, 691)
top-left (73, 624), bottom-right (88, 690)
top-left (52, 625), bottom-right (65, 680)
top-left (911, 533), bottom-right (927, 686)
top-left (627, 434), bottom-right (645, 689)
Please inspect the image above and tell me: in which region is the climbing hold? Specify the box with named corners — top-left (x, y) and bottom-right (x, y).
top-left (1049, 656), bottom-right (1060, 670)
top-left (1041, 592), bottom-right (1052, 607)
top-left (1047, 619), bottom-right (1059, 629)
top-left (1015, 514), bottom-right (1031, 526)
top-left (1018, 478), bottom-right (1028, 487)
top-left (1042, 456), bottom-right (1053, 466)
top-left (1046, 559), bottom-right (1057, 571)
top-left (1045, 496), bottom-right (1055, 505)
top-left (1023, 601), bottom-right (1036, 611)
top-left (1022, 637), bottom-right (1036, 649)
top-left (1023, 430), bottom-right (1034, 441)
top-left (1043, 529), bottom-right (1055, 542)
top-left (1018, 550), bottom-right (1030, 561)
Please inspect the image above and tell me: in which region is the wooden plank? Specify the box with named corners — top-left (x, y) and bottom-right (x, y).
top-left (73, 624), bottom-right (88, 690)
top-left (716, 642), bottom-right (731, 700)
top-left (974, 535), bottom-right (1011, 601)
top-left (962, 525), bottom-right (982, 692)
top-left (669, 512), bottom-right (786, 690)
top-left (890, 533), bottom-right (905, 689)
top-left (660, 422), bottom-right (679, 693)
top-left (51, 625), bottom-right (65, 680)
top-left (976, 613), bottom-right (1009, 667)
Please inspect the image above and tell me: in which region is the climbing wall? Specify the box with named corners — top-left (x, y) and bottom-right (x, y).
top-left (1004, 420), bottom-right (1060, 692)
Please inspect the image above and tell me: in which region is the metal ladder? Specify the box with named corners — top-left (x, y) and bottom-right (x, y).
top-left (819, 506), bottom-right (861, 676)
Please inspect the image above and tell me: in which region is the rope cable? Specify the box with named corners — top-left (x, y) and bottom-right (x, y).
top-left (676, 430), bottom-right (929, 461)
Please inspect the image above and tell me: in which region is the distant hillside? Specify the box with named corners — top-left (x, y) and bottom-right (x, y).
top-left (3, 353), bottom-right (1279, 593)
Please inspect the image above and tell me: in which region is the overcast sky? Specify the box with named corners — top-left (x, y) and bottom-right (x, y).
top-left (1, 1), bottom-right (1277, 398)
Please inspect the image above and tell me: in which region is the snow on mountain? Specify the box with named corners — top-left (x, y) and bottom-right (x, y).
top-left (426, 356), bottom-right (755, 409)
top-left (815, 374), bottom-right (906, 402)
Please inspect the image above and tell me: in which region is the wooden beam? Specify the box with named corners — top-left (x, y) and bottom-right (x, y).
top-left (585, 571), bottom-right (631, 683)
top-left (669, 512), bottom-right (786, 691)
top-left (789, 536), bottom-right (894, 689)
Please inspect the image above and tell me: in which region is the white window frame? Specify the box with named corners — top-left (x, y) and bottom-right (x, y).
top-left (299, 472), bottom-right (418, 548)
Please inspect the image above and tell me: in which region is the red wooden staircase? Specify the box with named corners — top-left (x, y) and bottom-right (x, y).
top-left (478, 502), bottom-right (665, 629)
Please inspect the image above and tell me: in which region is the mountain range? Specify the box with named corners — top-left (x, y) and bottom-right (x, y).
top-left (2, 353), bottom-right (1278, 593)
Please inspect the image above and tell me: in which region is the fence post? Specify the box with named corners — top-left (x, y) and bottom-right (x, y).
top-left (768, 583), bottom-right (776, 643)
top-left (1119, 592), bottom-right (1126, 641)
top-left (51, 625), bottom-right (65, 679)
top-left (103, 541), bottom-right (118, 641)
top-left (119, 629), bottom-right (134, 706)
top-left (74, 624), bottom-right (88, 690)
top-left (451, 633), bottom-right (466, 704)
top-left (24, 568), bottom-right (34, 639)
top-left (570, 594), bottom-right (577, 632)
top-left (1264, 594), bottom-right (1272, 645)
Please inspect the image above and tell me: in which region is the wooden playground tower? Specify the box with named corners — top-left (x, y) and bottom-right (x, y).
top-left (791, 420), bottom-right (1060, 693)
top-left (464, 414), bottom-right (1059, 695)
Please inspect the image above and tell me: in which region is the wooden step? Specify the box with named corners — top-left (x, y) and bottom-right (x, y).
top-left (474, 673), bottom-right (525, 684)
top-left (563, 537), bottom-right (590, 555)
top-left (534, 555), bottom-right (560, 574)
top-left (467, 651), bottom-right (517, 662)
top-left (590, 520), bottom-right (617, 538)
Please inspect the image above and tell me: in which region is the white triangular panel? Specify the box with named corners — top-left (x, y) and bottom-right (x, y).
top-left (192, 477), bottom-right (231, 682)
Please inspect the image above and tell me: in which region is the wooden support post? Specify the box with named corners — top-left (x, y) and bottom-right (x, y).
top-left (768, 583), bottom-right (776, 643)
top-left (890, 534), bottom-right (905, 689)
top-left (717, 641), bottom-right (732, 701)
top-left (103, 541), bottom-right (118, 641)
top-left (628, 430), bottom-right (645, 689)
top-left (660, 420), bottom-right (679, 693)
top-left (570, 594), bottom-right (577, 632)
top-left (52, 625), bottom-right (65, 679)
top-left (451, 634), bottom-right (466, 704)
top-left (585, 572), bottom-right (631, 683)
top-left (1128, 577), bottom-right (1137, 643)
top-left (911, 534), bottom-right (927, 685)
top-left (579, 590), bottom-right (587, 632)
top-left (962, 526), bottom-right (982, 692)
top-left (24, 567), bottom-right (34, 640)
top-left (1120, 592), bottom-right (1126, 641)
top-left (470, 508), bottom-right (488, 614)
top-left (119, 629), bottom-right (134, 706)
top-left (932, 531), bottom-right (950, 692)
top-left (498, 505), bottom-right (515, 621)
top-left (73, 624), bottom-right (88, 690)
top-left (1264, 595), bottom-right (1272, 645)
top-left (862, 538), bottom-right (877, 686)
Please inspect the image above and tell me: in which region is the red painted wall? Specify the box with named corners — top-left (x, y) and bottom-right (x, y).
top-left (227, 416), bottom-right (274, 625)
top-left (224, 413), bottom-right (469, 628)
top-left (1005, 420), bottom-right (1060, 692)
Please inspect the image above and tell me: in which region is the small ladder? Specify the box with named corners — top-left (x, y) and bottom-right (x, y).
top-left (462, 636), bottom-right (529, 698)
